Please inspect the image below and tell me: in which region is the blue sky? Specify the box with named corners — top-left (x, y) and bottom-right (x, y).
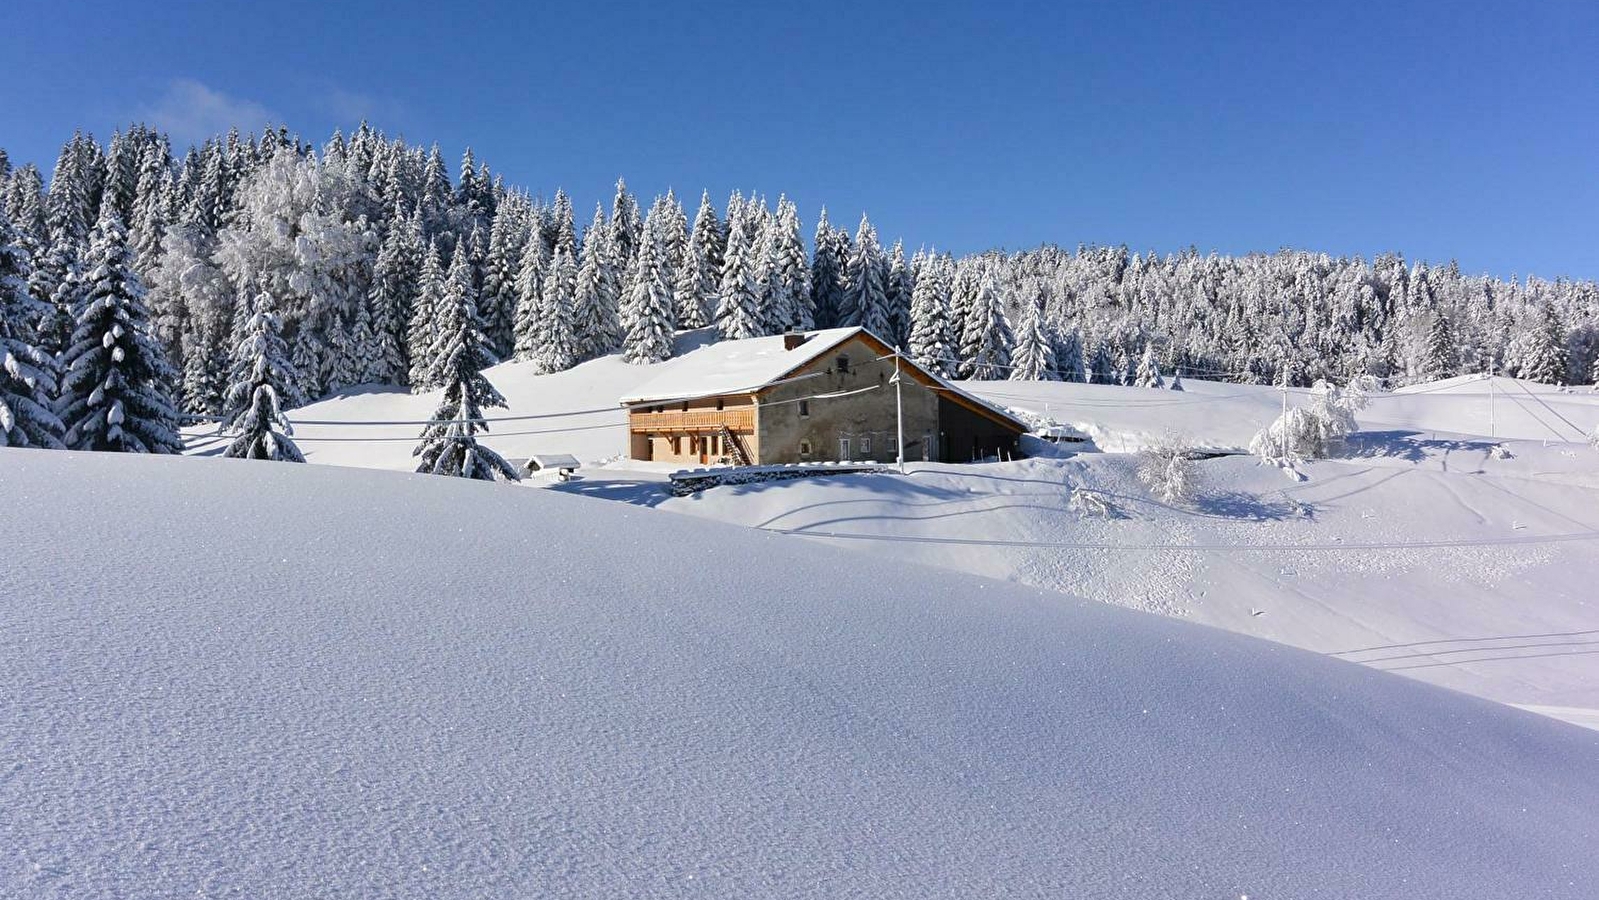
top-left (4, 0), bottom-right (1595, 278)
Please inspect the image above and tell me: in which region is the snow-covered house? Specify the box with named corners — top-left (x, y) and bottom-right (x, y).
top-left (619, 327), bottom-right (1028, 466)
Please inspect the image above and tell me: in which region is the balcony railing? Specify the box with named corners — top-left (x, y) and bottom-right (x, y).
top-left (630, 407), bottom-right (754, 433)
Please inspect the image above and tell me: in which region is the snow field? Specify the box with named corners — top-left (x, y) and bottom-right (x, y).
top-left (3, 448), bottom-right (1599, 898)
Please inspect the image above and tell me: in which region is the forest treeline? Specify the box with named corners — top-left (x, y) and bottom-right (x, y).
top-left (2, 122), bottom-right (1596, 454)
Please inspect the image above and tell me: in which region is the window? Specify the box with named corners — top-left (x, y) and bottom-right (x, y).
top-left (799, 440), bottom-right (812, 458)
top-left (798, 399), bottom-right (810, 418)
top-left (839, 437), bottom-right (851, 459)
top-left (681, 402), bottom-right (689, 412)
top-left (716, 398), bottom-right (724, 411)
top-left (860, 436), bottom-right (872, 456)
top-left (836, 355), bottom-right (850, 373)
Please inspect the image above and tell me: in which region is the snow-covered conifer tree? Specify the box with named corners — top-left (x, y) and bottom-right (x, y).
top-left (1010, 293), bottom-right (1059, 380)
top-left (1420, 313), bottom-right (1457, 382)
top-left (369, 205), bottom-right (421, 383)
top-left (407, 240), bottom-right (446, 389)
top-left (885, 240), bottom-right (912, 345)
top-left (673, 218), bottom-right (716, 330)
top-left (1519, 304), bottom-right (1569, 385)
top-left (844, 215), bottom-right (890, 335)
top-left (1135, 343), bottom-right (1164, 388)
top-left (810, 208), bottom-right (848, 328)
top-left (622, 210), bottom-right (676, 364)
top-left (753, 215), bottom-right (791, 336)
top-left (773, 197), bottom-right (812, 331)
top-left (411, 257), bottom-right (518, 481)
top-left (573, 205), bottom-right (621, 359)
top-left (511, 229), bottom-right (549, 360)
top-left (958, 267), bottom-right (1013, 380)
top-left (689, 190), bottom-right (725, 288)
top-left (323, 310), bottom-right (360, 392)
top-left (1055, 327), bottom-right (1085, 383)
top-left (221, 289), bottom-right (304, 461)
top-left (0, 209), bottom-right (65, 448)
top-left (716, 203), bottom-right (762, 341)
top-left (56, 210), bottom-right (182, 453)
top-left (533, 247), bottom-right (580, 374)
top-left (908, 254), bottom-right (954, 376)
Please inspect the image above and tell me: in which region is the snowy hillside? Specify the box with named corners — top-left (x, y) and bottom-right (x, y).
top-left (3, 448), bottom-right (1599, 898)
top-left (651, 445), bottom-right (1599, 729)
top-left (181, 349), bottom-right (1599, 730)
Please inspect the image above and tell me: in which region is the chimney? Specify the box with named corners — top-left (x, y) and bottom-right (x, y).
top-left (783, 332), bottom-right (811, 351)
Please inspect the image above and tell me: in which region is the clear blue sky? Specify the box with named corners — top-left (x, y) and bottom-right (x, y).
top-left (4, 0), bottom-right (1595, 278)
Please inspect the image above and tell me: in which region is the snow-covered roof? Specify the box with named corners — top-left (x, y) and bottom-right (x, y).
top-left (617, 327), bottom-right (865, 404)
top-left (526, 453), bottom-right (582, 471)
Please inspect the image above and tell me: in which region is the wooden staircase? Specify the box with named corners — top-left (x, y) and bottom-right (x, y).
top-left (718, 425), bottom-right (752, 466)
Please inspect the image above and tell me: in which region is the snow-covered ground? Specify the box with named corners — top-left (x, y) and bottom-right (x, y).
top-left (4, 448), bottom-right (1599, 898)
top-left (180, 343), bottom-right (1599, 731)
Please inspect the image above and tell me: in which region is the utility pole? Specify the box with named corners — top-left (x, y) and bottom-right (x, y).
top-left (1487, 363), bottom-right (1497, 438)
top-left (1279, 365), bottom-right (1290, 459)
top-left (893, 347), bottom-right (906, 474)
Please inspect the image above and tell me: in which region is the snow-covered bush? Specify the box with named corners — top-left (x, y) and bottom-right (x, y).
top-left (1137, 432), bottom-right (1202, 504)
top-left (1250, 377), bottom-right (1375, 463)
top-left (1069, 485), bottom-right (1117, 518)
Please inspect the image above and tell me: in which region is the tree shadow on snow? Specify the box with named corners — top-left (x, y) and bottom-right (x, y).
top-left (1343, 430), bottom-right (1501, 464)
top-left (1193, 490), bottom-right (1314, 522)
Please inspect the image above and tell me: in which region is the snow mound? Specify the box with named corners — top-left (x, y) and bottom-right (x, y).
top-left (2, 448), bottom-right (1598, 898)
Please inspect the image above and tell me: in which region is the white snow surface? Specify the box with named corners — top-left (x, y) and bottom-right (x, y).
top-left (3, 448), bottom-right (1599, 898)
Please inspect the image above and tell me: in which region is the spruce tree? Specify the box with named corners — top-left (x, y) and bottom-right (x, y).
top-left (573, 205), bottom-right (621, 359)
top-left (407, 240), bottom-right (446, 389)
top-left (810, 208), bottom-right (848, 328)
top-left (845, 215), bottom-right (890, 336)
top-left (511, 229), bottom-right (549, 360)
top-left (608, 177), bottom-right (641, 280)
top-left (426, 242), bottom-right (484, 389)
top-left (324, 310), bottom-right (360, 391)
top-left (689, 190), bottom-right (725, 285)
top-left (1011, 293), bottom-right (1059, 380)
top-left (56, 210), bottom-right (182, 453)
top-left (411, 261), bottom-right (518, 481)
top-left (885, 240), bottom-right (913, 345)
top-left (1135, 343), bottom-right (1165, 388)
top-left (1520, 304), bottom-right (1569, 385)
top-left (753, 214), bottom-right (791, 335)
top-left (369, 205), bottom-right (422, 383)
top-left (715, 202), bottom-right (762, 341)
top-left (773, 197), bottom-right (813, 331)
top-left (623, 210), bottom-right (676, 364)
top-left (221, 290), bottom-right (305, 461)
top-left (908, 254), bottom-right (954, 377)
top-left (1420, 313), bottom-right (1457, 382)
top-left (673, 219), bottom-right (715, 330)
top-left (1055, 327), bottom-right (1086, 383)
top-left (480, 201), bottom-right (524, 358)
top-left (290, 329), bottom-right (324, 401)
top-left (0, 209), bottom-right (65, 448)
top-left (534, 247), bottom-right (580, 374)
top-left (959, 267), bottom-right (1013, 380)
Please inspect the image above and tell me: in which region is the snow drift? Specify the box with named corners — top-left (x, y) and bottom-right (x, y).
top-left (2, 448), bottom-right (1597, 898)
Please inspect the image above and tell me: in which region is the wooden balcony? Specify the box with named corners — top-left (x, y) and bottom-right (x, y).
top-left (630, 407), bottom-right (754, 433)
